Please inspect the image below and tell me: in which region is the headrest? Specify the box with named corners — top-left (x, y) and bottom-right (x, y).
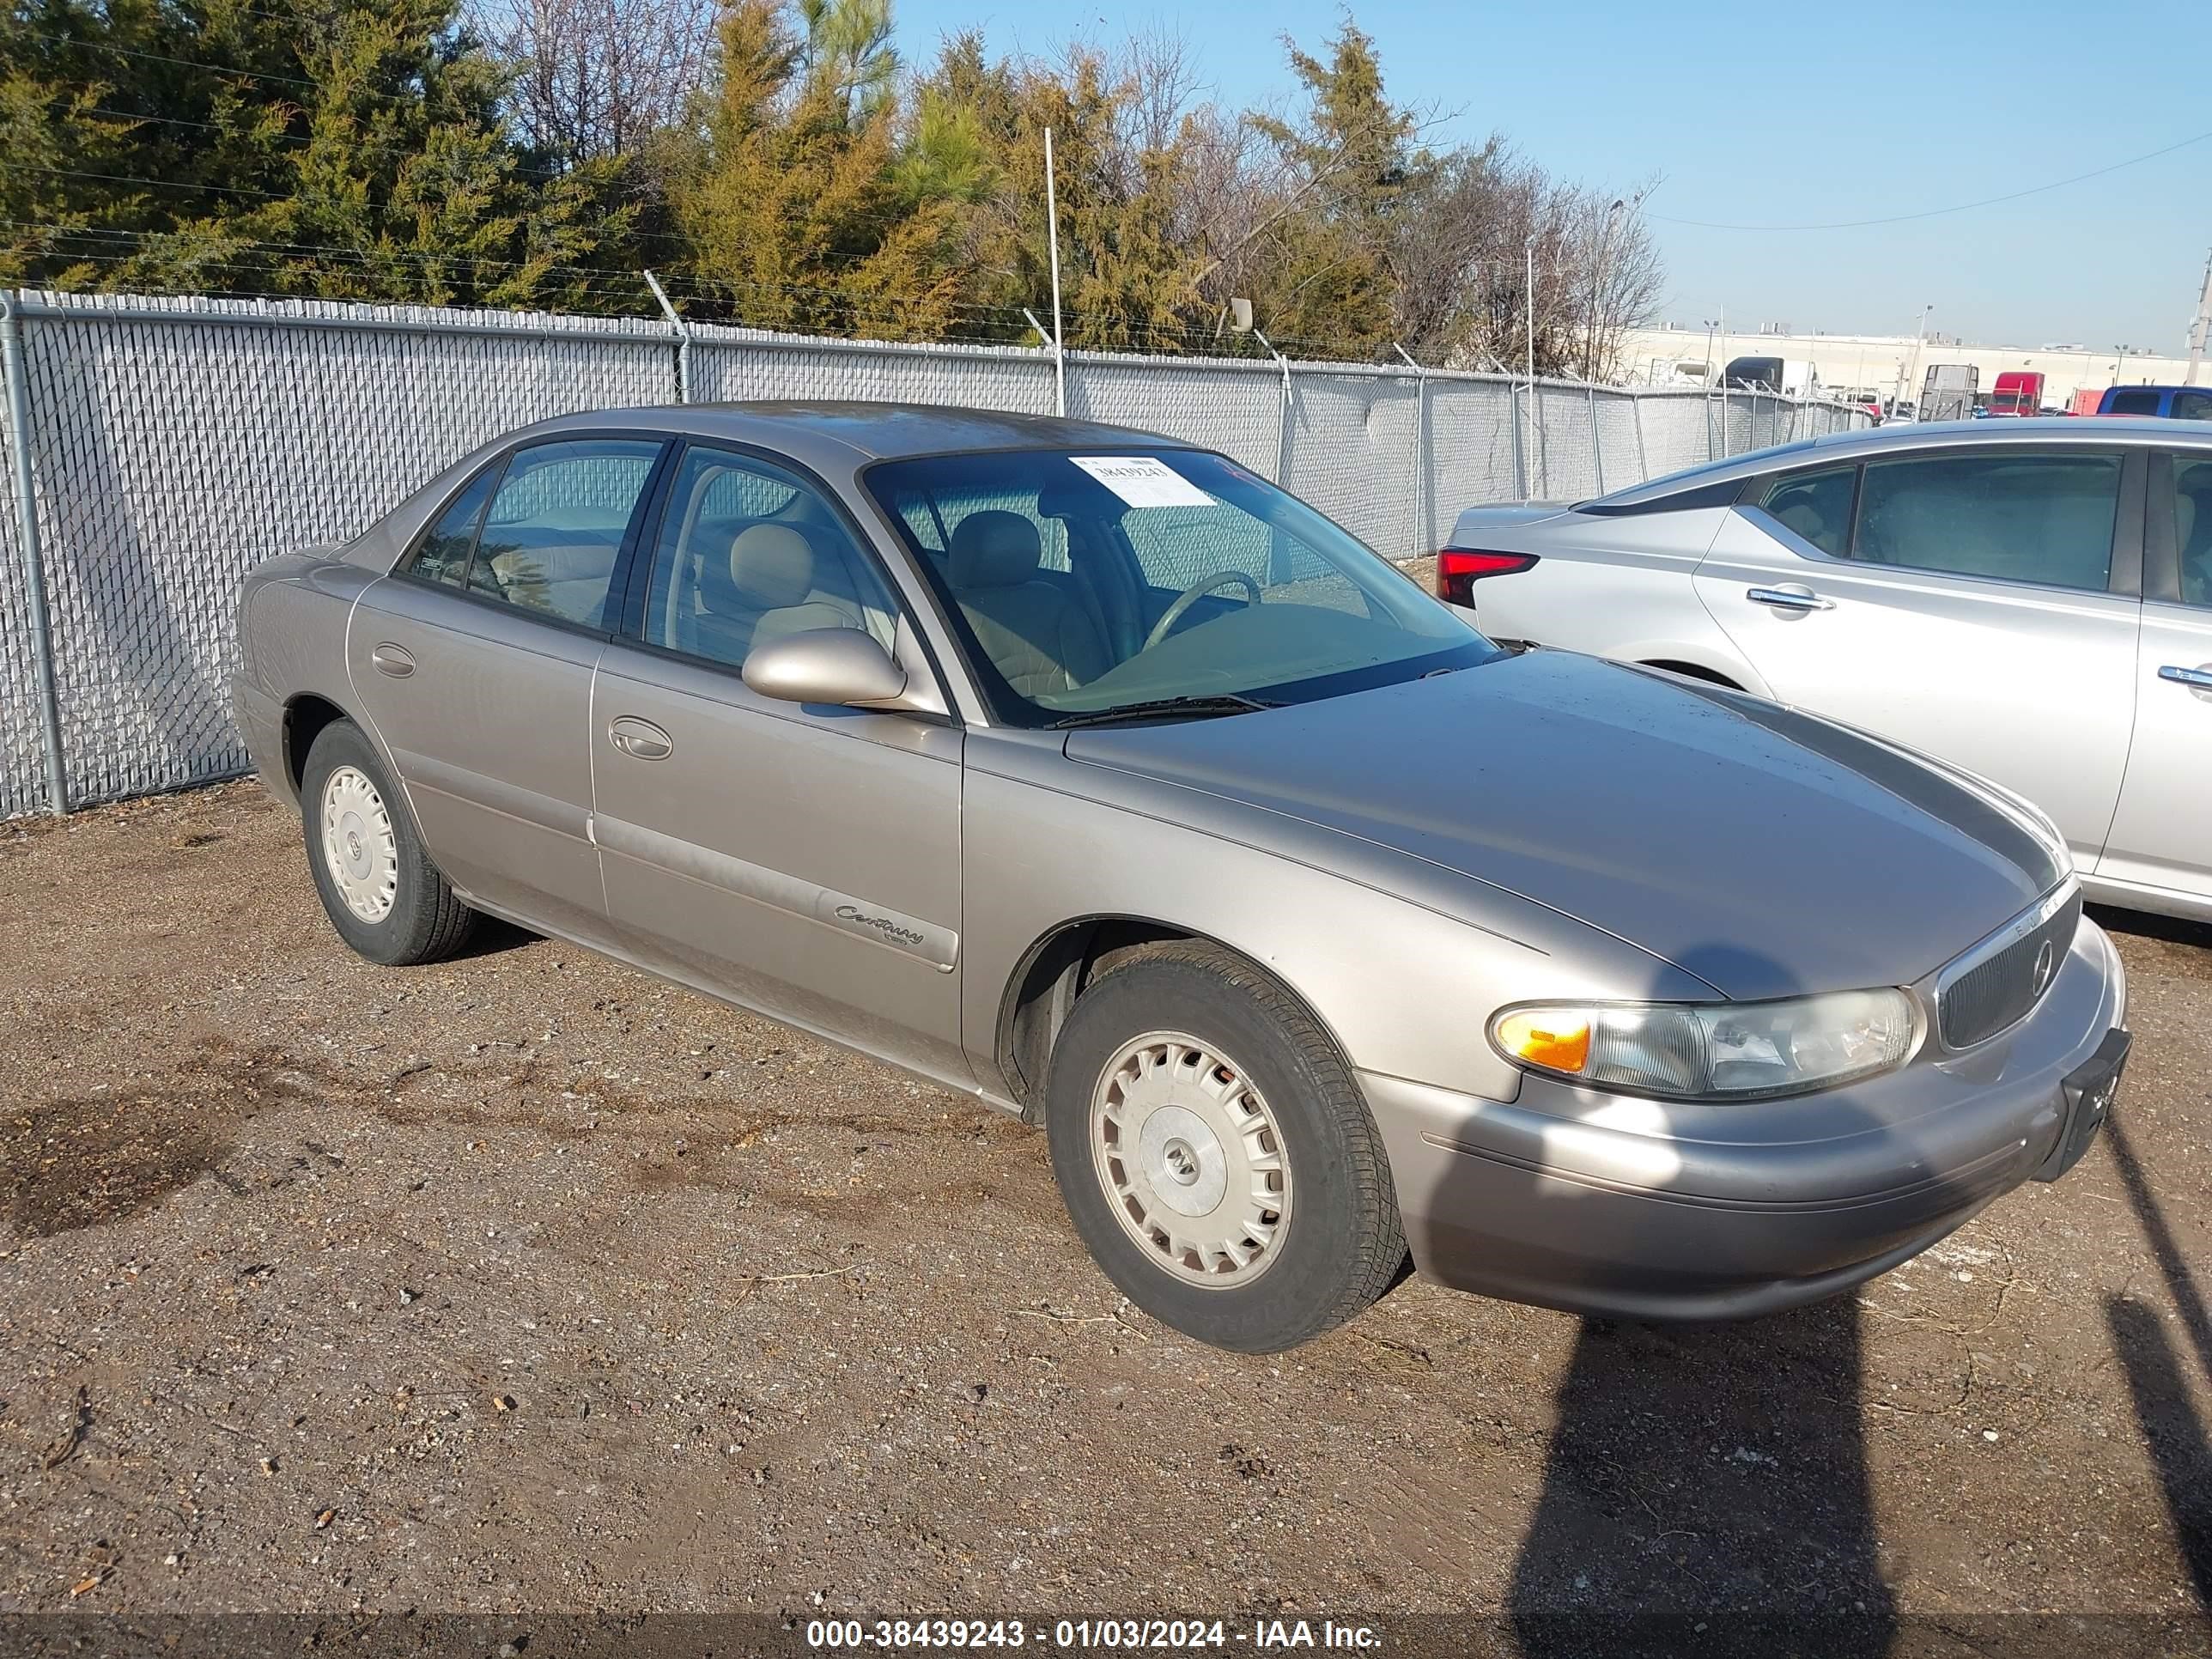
top-left (2179, 491), bottom-right (2197, 552)
top-left (727, 523), bottom-right (815, 608)
top-left (948, 510), bottom-right (1042, 589)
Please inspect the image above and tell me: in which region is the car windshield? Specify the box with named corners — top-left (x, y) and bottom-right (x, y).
top-left (865, 448), bottom-right (1496, 726)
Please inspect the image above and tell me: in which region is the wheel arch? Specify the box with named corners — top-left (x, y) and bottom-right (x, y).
top-left (993, 915), bottom-right (1356, 1124)
top-left (1604, 633), bottom-right (1767, 696)
top-left (282, 692), bottom-right (354, 799)
top-left (1637, 658), bottom-right (1744, 690)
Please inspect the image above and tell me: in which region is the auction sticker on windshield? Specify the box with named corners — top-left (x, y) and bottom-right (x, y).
top-left (1069, 455), bottom-right (1217, 509)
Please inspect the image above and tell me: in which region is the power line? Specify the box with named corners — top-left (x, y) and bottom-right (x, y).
top-left (21, 33), bottom-right (668, 188)
top-left (20, 26), bottom-right (322, 88)
top-left (15, 163), bottom-right (292, 200)
top-left (1654, 128), bottom-right (2212, 232)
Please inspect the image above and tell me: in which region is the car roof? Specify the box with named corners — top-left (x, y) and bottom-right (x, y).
top-left (1586, 414), bottom-right (2204, 507)
top-left (508, 401), bottom-right (1188, 468)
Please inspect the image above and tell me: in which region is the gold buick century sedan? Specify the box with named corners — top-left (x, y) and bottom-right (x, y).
top-left (231, 404), bottom-right (2128, 1352)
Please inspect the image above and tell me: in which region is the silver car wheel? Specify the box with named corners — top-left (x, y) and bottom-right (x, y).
top-left (1091, 1030), bottom-right (1291, 1287)
top-left (319, 764), bottom-right (399, 924)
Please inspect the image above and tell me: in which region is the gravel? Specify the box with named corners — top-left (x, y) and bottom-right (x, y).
top-left (2, 779), bottom-right (2208, 1632)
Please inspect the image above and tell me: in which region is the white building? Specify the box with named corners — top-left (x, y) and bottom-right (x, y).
top-left (1620, 323), bottom-right (2201, 409)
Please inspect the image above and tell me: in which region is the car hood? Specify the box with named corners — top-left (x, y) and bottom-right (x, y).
top-left (1062, 649), bottom-right (2066, 999)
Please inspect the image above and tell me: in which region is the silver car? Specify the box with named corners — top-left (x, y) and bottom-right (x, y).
top-left (1443, 416), bottom-right (2212, 922)
top-left (232, 404), bottom-right (2128, 1352)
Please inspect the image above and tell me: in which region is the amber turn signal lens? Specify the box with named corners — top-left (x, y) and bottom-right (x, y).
top-left (1495, 1011), bottom-right (1591, 1073)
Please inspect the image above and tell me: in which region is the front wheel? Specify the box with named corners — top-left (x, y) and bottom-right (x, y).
top-left (1043, 942), bottom-right (1407, 1352)
top-left (300, 719), bottom-right (479, 966)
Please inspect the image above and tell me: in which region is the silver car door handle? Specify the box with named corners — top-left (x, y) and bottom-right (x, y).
top-left (2157, 664), bottom-right (2212, 691)
top-left (607, 715), bottom-right (673, 760)
top-left (371, 642), bottom-right (416, 678)
top-left (1746, 586), bottom-right (1835, 612)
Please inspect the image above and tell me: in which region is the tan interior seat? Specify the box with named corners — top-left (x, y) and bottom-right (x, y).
top-left (482, 540), bottom-right (618, 622)
top-left (947, 511), bottom-right (1110, 699)
top-left (695, 523), bottom-right (862, 665)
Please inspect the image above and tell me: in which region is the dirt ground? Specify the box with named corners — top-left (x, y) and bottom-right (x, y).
top-left (1, 780), bottom-right (2208, 1649)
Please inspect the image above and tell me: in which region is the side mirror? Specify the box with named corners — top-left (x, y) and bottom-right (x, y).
top-left (741, 628), bottom-right (909, 708)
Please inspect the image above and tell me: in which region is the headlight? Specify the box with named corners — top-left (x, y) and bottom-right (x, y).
top-left (1489, 989), bottom-right (1918, 1102)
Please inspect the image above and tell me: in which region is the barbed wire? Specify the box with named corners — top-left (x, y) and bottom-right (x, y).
top-left (1, 218), bottom-right (1071, 332)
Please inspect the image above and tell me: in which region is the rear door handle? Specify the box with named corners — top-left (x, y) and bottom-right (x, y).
top-left (1746, 585), bottom-right (1835, 612)
top-left (607, 715), bottom-right (673, 760)
top-left (2158, 664), bottom-right (2212, 693)
top-left (371, 642), bottom-right (416, 678)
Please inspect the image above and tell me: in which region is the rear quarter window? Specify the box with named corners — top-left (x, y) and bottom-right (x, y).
top-left (1759, 466), bottom-right (1856, 557)
top-left (406, 468), bottom-right (498, 585)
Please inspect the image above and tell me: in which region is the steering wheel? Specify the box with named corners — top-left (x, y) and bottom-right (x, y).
top-left (1143, 570), bottom-right (1262, 650)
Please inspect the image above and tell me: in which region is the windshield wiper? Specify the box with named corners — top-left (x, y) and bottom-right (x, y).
top-left (1047, 693), bottom-right (1279, 729)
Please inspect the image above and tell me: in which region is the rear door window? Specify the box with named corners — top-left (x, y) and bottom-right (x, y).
top-left (2173, 456), bottom-right (2212, 607)
top-left (1759, 466), bottom-right (1856, 557)
top-left (1849, 451), bottom-right (2122, 592)
top-left (2173, 391), bottom-right (2212, 422)
top-left (465, 440), bottom-right (661, 626)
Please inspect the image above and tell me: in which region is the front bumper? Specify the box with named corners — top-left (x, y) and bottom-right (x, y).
top-left (1364, 916), bottom-right (2126, 1321)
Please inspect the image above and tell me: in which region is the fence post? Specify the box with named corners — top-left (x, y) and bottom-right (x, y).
top-left (642, 270), bottom-right (690, 404)
top-left (1586, 380), bottom-right (1603, 495)
top-left (1510, 382), bottom-right (1528, 498)
top-left (1252, 328), bottom-right (1294, 488)
top-left (1631, 392), bottom-right (1650, 483)
top-left (1392, 344), bottom-right (1429, 555)
top-left (0, 290), bottom-right (68, 816)
top-left (1535, 381), bottom-right (1550, 499)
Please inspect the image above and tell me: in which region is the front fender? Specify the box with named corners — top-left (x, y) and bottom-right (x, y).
top-left (958, 734), bottom-right (1716, 1108)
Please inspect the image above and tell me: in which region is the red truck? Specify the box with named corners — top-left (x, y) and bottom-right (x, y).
top-left (1986, 370), bottom-right (2045, 416)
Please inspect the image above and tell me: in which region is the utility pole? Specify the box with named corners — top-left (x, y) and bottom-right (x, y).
top-left (1899, 303), bottom-right (1931, 413)
top-left (1044, 126), bottom-right (1066, 417)
top-left (1523, 237), bottom-right (1539, 496)
top-left (2186, 246), bottom-right (2211, 386)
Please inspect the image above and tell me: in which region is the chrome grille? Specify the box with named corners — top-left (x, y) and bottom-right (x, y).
top-left (1938, 890), bottom-right (2081, 1049)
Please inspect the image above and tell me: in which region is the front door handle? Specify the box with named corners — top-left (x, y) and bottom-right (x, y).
top-left (1746, 585), bottom-right (1835, 612)
top-left (371, 642), bottom-right (416, 678)
top-left (2158, 663), bottom-right (2212, 694)
top-left (607, 715), bottom-right (673, 761)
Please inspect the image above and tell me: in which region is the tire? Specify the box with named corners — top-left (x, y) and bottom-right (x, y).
top-left (300, 719), bottom-right (478, 966)
top-left (1043, 941), bottom-right (1407, 1352)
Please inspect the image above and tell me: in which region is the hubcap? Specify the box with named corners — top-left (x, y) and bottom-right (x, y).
top-left (319, 765), bottom-right (398, 923)
top-left (1091, 1031), bottom-right (1291, 1287)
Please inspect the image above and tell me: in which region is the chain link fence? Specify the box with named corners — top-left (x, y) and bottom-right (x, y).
top-left (0, 289), bottom-right (1869, 817)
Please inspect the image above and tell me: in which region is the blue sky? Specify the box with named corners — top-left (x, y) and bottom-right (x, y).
top-left (888, 0), bottom-right (2211, 349)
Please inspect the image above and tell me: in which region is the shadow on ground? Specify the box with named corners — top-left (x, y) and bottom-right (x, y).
top-left (1507, 1301), bottom-right (1893, 1655)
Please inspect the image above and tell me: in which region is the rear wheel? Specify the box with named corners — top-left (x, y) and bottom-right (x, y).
top-left (301, 720), bottom-right (478, 965)
top-left (1043, 941), bottom-right (1406, 1352)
